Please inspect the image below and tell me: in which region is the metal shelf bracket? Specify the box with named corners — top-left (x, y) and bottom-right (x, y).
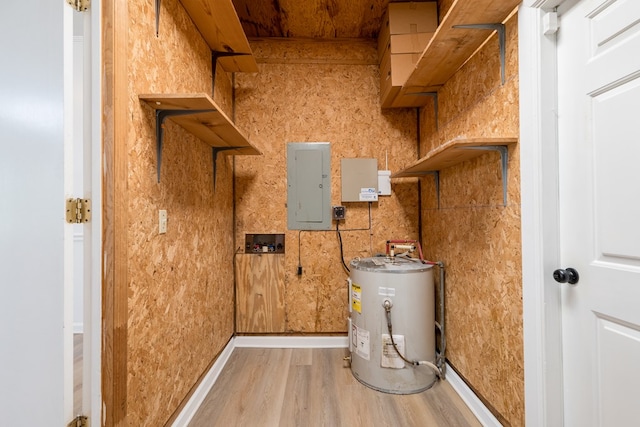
top-left (155, 0), bottom-right (161, 37)
top-left (154, 108), bottom-right (215, 182)
top-left (459, 145), bottom-right (509, 206)
top-left (211, 51), bottom-right (251, 93)
top-left (452, 23), bottom-right (506, 85)
top-left (419, 146), bottom-right (509, 208)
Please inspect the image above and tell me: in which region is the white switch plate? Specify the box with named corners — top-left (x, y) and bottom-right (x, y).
top-left (159, 210), bottom-right (167, 234)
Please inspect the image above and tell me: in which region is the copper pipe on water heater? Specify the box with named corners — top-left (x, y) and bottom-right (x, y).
top-left (386, 239), bottom-right (431, 263)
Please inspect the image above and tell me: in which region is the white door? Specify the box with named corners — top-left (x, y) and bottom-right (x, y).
top-left (0, 1), bottom-right (76, 425)
top-left (557, 0), bottom-right (640, 425)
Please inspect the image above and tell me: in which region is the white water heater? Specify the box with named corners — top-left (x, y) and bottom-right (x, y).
top-left (349, 256), bottom-right (436, 394)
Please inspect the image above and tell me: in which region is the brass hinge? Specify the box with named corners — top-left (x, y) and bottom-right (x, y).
top-left (66, 0), bottom-right (90, 11)
top-left (66, 198), bottom-right (92, 223)
top-left (67, 415), bottom-right (88, 427)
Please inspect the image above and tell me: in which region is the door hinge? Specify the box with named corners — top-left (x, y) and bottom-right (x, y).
top-left (66, 198), bottom-right (92, 223)
top-left (67, 415), bottom-right (88, 427)
top-left (66, 0), bottom-right (90, 12)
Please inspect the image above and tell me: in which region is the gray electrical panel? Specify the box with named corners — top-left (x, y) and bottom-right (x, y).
top-left (341, 158), bottom-right (378, 202)
top-left (287, 142), bottom-right (331, 230)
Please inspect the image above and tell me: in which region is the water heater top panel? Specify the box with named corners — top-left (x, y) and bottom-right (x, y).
top-left (350, 256), bottom-right (433, 273)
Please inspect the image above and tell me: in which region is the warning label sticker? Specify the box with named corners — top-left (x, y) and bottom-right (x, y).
top-left (353, 324), bottom-right (370, 361)
top-left (351, 283), bottom-right (362, 314)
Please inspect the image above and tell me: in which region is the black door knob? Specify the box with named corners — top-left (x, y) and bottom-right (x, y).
top-left (553, 268), bottom-right (579, 285)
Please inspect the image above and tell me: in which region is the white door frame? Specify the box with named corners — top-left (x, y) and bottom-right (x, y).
top-left (84, 1), bottom-right (103, 423)
top-left (520, 1), bottom-right (573, 425)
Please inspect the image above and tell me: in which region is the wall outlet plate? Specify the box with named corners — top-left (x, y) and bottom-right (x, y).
top-left (332, 206), bottom-right (346, 220)
top-left (159, 209), bottom-right (167, 234)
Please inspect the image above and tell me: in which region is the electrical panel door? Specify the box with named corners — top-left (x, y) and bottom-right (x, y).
top-left (287, 142), bottom-right (331, 230)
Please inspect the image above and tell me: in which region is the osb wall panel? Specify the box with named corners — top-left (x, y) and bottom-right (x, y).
top-left (236, 254), bottom-right (286, 333)
top-left (234, 39), bottom-right (420, 333)
top-left (126, 0), bottom-right (236, 425)
top-left (418, 14), bottom-right (523, 427)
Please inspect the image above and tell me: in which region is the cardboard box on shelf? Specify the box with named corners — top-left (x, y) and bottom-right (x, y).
top-left (382, 2), bottom-right (438, 35)
top-left (379, 31), bottom-right (433, 62)
top-left (380, 51), bottom-right (421, 108)
top-left (377, 2), bottom-right (437, 62)
top-left (391, 32), bottom-right (432, 54)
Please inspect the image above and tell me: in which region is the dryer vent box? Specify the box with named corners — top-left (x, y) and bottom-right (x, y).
top-left (341, 158), bottom-right (378, 202)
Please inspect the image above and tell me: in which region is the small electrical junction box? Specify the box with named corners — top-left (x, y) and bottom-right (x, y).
top-left (332, 206), bottom-right (346, 220)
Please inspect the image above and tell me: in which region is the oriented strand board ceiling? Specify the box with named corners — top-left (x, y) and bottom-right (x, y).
top-left (232, 0), bottom-right (423, 39)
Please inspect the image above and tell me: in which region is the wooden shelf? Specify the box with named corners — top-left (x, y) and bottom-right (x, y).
top-left (140, 93), bottom-right (260, 154)
top-left (392, 137), bottom-right (517, 206)
top-left (392, 0), bottom-right (520, 107)
top-left (392, 137), bottom-right (516, 177)
top-left (178, 0), bottom-right (258, 73)
top-left (139, 93), bottom-right (261, 183)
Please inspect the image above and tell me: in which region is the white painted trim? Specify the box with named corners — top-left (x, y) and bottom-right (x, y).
top-left (63, 5), bottom-right (75, 422)
top-left (86, 1), bottom-right (103, 423)
top-left (445, 364), bottom-right (501, 427)
top-left (519, 3), bottom-right (565, 427)
top-left (234, 335), bottom-right (349, 348)
top-left (524, 0), bottom-right (565, 9)
top-left (73, 322), bottom-right (84, 334)
top-left (171, 339), bottom-right (236, 427)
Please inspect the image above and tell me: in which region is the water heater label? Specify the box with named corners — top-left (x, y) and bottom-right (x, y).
top-left (381, 334), bottom-right (405, 369)
top-left (351, 283), bottom-right (362, 313)
top-left (378, 287), bottom-right (395, 296)
top-left (354, 325), bottom-right (370, 360)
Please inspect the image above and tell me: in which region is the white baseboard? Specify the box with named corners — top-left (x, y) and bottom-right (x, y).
top-left (445, 363), bottom-right (502, 427)
top-left (172, 337), bottom-right (497, 427)
top-left (234, 335), bottom-right (349, 348)
top-left (73, 322), bottom-right (83, 334)
top-left (171, 338), bottom-right (236, 427)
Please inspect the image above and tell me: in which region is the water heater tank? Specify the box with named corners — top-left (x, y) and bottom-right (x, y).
top-left (349, 256), bottom-right (436, 394)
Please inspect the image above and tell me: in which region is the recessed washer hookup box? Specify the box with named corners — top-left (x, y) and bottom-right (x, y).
top-left (245, 234), bottom-right (285, 253)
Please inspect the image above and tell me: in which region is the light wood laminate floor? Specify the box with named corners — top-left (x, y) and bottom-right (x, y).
top-left (74, 333), bottom-right (82, 415)
top-left (189, 347), bottom-right (481, 427)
